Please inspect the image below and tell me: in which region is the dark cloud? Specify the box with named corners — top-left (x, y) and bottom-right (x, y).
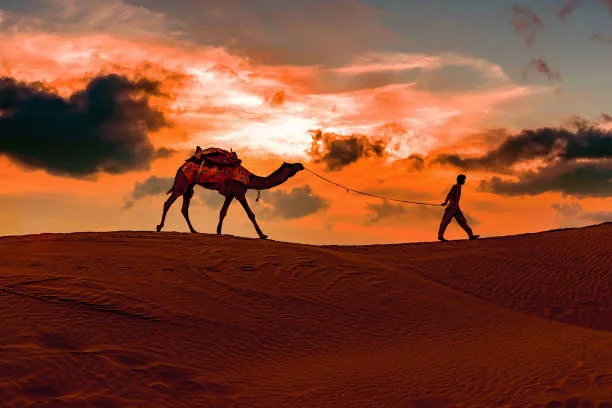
top-left (557, 0), bottom-right (580, 21)
top-left (434, 125), bottom-right (612, 171)
top-left (155, 147), bottom-right (178, 159)
top-left (479, 162), bottom-right (612, 197)
top-left (507, 5), bottom-right (543, 47)
top-left (602, 113), bottom-right (612, 122)
top-left (122, 175), bottom-right (174, 209)
top-left (436, 124), bottom-right (612, 198)
top-left (393, 154), bottom-right (425, 172)
top-left (522, 58), bottom-right (562, 83)
top-left (0, 73), bottom-right (170, 177)
top-left (307, 129), bottom-right (387, 171)
top-left (131, 175), bottom-right (174, 199)
top-left (258, 185), bottom-right (329, 219)
top-left (552, 202), bottom-right (612, 228)
top-left (367, 200), bottom-right (407, 223)
top-left (198, 189), bottom-right (225, 208)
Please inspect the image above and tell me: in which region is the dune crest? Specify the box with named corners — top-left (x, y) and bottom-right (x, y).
top-left (1, 224), bottom-right (611, 407)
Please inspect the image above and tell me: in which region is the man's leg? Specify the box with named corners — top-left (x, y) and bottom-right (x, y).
top-left (438, 208), bottom-right (454, 240)
top-left (454, 209), bottom-right (478, 239)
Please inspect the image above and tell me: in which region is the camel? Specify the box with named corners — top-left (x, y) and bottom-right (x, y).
top-left (156, 160), bottom-right (304, 239)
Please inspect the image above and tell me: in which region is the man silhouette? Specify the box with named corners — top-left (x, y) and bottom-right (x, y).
top-left (438, 174), bottom-right (479, 242)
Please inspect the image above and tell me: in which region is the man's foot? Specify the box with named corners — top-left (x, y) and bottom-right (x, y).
top-left (469, 235), bottom-right (480, 240)
top-left (438, 237), bottom-right (448, 242)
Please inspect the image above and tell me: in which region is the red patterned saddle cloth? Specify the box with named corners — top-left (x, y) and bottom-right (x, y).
top-left (180, 161), bottom-right (251, 187)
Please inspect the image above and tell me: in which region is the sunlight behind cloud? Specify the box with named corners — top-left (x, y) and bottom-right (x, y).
top-left (0, 28), bottom-right (552, 159)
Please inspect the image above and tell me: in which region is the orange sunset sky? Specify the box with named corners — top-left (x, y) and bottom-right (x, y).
top-left (0, 0), bottom-right (610, 244)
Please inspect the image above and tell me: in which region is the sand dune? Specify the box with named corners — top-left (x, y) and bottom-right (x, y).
top-left (0, 223), bottom-right (611, 407)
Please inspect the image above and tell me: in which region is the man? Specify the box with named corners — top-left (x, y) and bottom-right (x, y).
top-left (438, 174), bottom-right (480, 242)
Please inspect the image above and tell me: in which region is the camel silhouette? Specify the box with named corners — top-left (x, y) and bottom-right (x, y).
top-left (157, 159), bottom-right (304, 239)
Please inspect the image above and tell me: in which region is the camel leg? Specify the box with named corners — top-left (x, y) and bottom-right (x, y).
top-left (157, 190), bottom-right (181, 232)
top-left (236, 194), bottom-right (267, 239)
top-left (216, 194), bottom-right (234, 235)
top-left (181, 186), bottom-right (197, 233)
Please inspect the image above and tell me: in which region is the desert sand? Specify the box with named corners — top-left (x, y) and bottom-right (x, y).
top-left (0, 223), bottom-right (611, 407)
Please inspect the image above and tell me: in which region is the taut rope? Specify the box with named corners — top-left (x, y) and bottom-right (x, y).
top-left (303, 166), bottom-right (439, 206)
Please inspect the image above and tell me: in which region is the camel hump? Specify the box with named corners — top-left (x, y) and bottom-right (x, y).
top-left (201, 147), bottom-right (241, 166)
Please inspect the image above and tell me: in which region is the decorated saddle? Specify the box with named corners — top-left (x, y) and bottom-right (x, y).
top-left (180, 148), bottom-right (251, 194)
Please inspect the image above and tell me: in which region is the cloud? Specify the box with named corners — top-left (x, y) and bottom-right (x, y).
top-left (507, 5), bottom-right (543, 47)
top-left (365, 199), bottom-right (476, 226)
top-left (552, 201), bottom-right (612, 228)
top-left (522, 59), bottom-right (562, 83)
top-left (154, 147), bottom-right (177, 158)
top-left (267, 90), bottom-right (286, 107)
top-left (602, 113), bottom-right (612, 122)
top-left (0, 0), bottom-right (170, 37)
top-left (307, 129), bottom-right (387, 171)
top-left (0, 73), bottom-right (171, 177)
top-left (479, 162), bottom-right (612, 197)
top-left (197, 189), bottom-right (225, 208)
top-left (392, 154), bottom-right (426, 172)
top-left (130, 175), bottom-right (173, 199)
top-left (434, 125), bottom-right (612, 171)
top-left (124, 0), bottom-right (397, 66)
top-left (0, 2), bottom-right (554, 164)
top-left (557, 0), bottom-right (580, 21)
top-left (122, 175), bottom-right (173, 209)
top-left (257, 185), bottom-right (329, 219)
top-left (436, 123), bottom-right (612, 198)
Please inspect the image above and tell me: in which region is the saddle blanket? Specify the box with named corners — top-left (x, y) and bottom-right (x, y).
top-left (180, 161), bottom-right (251, 186)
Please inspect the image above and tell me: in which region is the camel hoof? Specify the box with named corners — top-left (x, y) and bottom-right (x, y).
top-left (190, 230), bottom-right (198, 234)
top-left (156, 225), bottom-right (162, 232)
top-left (259, 234), bottom-right (268, 240)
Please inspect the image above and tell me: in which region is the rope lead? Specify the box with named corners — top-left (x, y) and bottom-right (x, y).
top-left (303, 167), bottom-right (439, 206)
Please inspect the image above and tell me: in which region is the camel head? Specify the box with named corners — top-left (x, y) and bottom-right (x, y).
top-left (282, 162), bottom-right (304, 177)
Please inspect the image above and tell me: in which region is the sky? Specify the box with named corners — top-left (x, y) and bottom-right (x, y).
top-left (0, 0), bottom-right (610, 244)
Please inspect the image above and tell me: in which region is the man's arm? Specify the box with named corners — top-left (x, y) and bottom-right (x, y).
top-left (442, 185), bottom-right (457, 206)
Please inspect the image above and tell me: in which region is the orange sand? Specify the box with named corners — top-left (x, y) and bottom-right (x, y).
top-left (0, 223), bottom-right (611, 407)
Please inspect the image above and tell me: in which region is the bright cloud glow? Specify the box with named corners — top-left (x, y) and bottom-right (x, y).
top-left (0, 31), bottom-right (553, 158)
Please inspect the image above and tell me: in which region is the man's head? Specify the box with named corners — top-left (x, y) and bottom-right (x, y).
top-left (194, 146), bottom-right (203, 159)
top-left (457, 174), bottom-right (467, 185)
